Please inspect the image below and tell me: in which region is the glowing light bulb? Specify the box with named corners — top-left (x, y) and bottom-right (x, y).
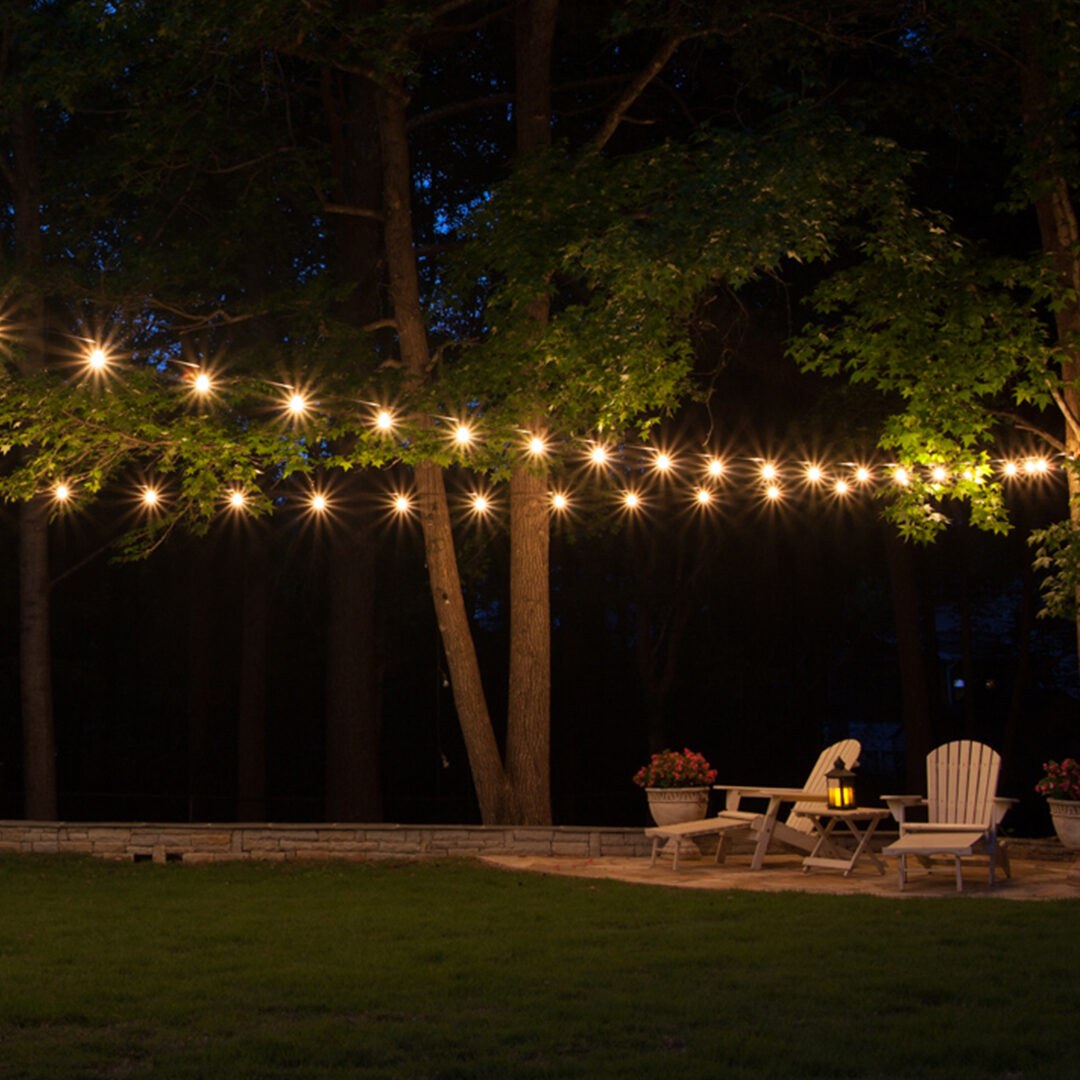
top-left (472, 494), bottom-right (488, 513)
top-left (1032, 458), bottom-right (1049, 474)
top-left (695, 488), bottom-right (711, 505)
top-left (194, 372), bottom-right (212, 394)
top-left (932, 466), bottom-right (947, 483)
top-left (394, 494), bottom-right (410, 513)
top-left (143, 488), bottom-right (159, 507)
top-left (655, 453), bottom-right (672, 472)
top-left (624, 491), bottom-right (639, 509)
top-left (311, 494), bottom-right (327, 512)
top-left (835, 480), bottom-right (849, 495)
top-left (454, 424), bottom-right (472, 446)
top-left (856, 466), bottom-right (871, 483)
top-left (1003, 461), bottom-right (1019, 477)
top-left (806, 466), bottom-right (822, 483)
top-left (229, 490), bottom-right (246, 508)
top-left (707, 458), bottom-right (724, 477)
top-left (288, 393), bottom-right (307, 415)
top-left (55, 484), bottom-right (70, 501)
top-left (766, 484), bottom-right (781, 500)
top-left (894, 467), bottom-right (910, 486)
top-left (551, 492), bottom-right (568, 511)
top-left (87, 346), bottom-right (107, 370)
top-left (591, 445), bottom-right (608, 465)
top-left (528, 435), bottom-right (546, 455)
top-left (375, 409), bottom-right (394, 431)
top-left (761, 463), bottom-right (777, 481)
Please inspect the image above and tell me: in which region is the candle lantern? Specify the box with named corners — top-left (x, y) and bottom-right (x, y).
top-left (825, 757), bottom-right (857, 810)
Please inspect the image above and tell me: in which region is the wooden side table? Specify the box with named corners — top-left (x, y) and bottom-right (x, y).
top-left (794, 807), bottom-right (892, 877)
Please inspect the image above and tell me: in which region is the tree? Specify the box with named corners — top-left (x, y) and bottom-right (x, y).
top-left (790, 1), bottom-right (1080, 683)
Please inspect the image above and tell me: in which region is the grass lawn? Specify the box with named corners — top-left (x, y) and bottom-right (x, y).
top-left (1, 854), bottom-right (1077, 1079)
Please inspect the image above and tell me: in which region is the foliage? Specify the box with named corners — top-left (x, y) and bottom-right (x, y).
top-left (438, 110), bottom-right (918, 446)
top-left (1035, 758), bottom-right (1080, 801)
top-left (791, 206), bottom-right (1066, 542)
top-left (633, 747), bottom-right (717, 788)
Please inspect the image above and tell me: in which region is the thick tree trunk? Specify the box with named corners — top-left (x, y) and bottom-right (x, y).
top-left (506, 466), bottom-right (552, 822)
top-left (19, 497), bottom-right (56, 819)
top-left (322, 62), bottom-right (384, 822)
top-left (505, 0), bottom-right (559, 824)
top-left (11, 87), bottom-right (57, 819)
top-left (376, 78), bottom-right (512, 823)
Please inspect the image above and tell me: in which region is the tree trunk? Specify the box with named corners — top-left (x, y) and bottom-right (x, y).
top-left (186, 542), bottom-right (215, 821)
top-left (1020, 10), bottom-right (1080, 674)
top-left (325, 517), bottom-right (381, 820)
top-left (505, 0), bottom-right (559, 824)
top-left (322, 61), bottom-right (385, 822)
top-left (507, 466), bottom-right (552, 822)
top-left (18, 498), bottom-right (56, 819)
top-left (883, 524), bottom-right (933, 791)
top-left (236, 530), bottom-right (268, 821)
top-left (11, 86), bottom-right (56, 819)
top-left (376, 78), bottom-right (512, 823)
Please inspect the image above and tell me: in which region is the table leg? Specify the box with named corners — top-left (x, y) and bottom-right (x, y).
top-left (749, 797), bottom-right (784, 871)
top-left (839, 815), bottom-right (886, 876)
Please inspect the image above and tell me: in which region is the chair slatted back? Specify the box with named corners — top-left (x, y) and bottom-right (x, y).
top-left (926, 740), bottom-right (1000, 827)
top-left (787, 738), bottom-right (862, 833)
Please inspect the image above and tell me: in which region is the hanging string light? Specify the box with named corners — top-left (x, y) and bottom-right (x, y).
top-left (21, 331), bottom-right (1065, 536)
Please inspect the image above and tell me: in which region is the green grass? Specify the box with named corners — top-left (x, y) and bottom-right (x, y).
top-left (1, 855), bottom-right (1077, 1079)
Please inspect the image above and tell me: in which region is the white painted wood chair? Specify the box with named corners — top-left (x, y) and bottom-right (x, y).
top-left (646, 739), bottom-right (861, 871)
top-left (881, 739), bottom-right (1017, 893)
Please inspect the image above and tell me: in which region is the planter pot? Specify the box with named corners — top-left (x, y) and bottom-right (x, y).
top-left (1048, 798), bottom-right (1080, 850)
top-left (645, 786), bottom-right (710, 828)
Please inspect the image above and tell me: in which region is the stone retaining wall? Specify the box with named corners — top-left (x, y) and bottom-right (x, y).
top-left (0, 821), bottom-right (654, 863)
top-left (0, 821), bottom-right (1067, 865)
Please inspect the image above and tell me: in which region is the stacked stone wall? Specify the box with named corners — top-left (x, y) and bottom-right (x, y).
top-left (0, 821), bottom-right (653, 863)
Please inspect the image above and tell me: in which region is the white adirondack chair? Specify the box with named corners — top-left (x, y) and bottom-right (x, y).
top-left (881, 739), bottom-right (1017, 893)
top-left (646, 739), bottom-right (861, 871)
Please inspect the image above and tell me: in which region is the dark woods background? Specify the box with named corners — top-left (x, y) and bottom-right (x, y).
top-left (3, 1), bottom-right (1080, 833)
top-left (2, 359), bottom-right (1074, 834)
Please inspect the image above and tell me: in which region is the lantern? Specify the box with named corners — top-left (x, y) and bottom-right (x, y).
top-left (825, 757), bottom-right (857, 810)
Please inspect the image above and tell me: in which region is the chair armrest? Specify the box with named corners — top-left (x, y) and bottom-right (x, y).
top-left (991, 797), bottom-right (1018, 826)
top-left (712, 785), bottom-right (819, 812)
top-left (881, 794), bottom-right (925, 825)
top-left (713, 785), bottom-right (754, 812)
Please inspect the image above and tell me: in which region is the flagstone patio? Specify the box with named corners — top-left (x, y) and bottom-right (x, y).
top-left (480, 851), bottom-right (1080, 899)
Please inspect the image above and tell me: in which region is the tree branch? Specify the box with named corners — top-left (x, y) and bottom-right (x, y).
top-left (322, 202), bottom-right (382, 220)
top-left (407, 91), bottom-right (514, 131)
top-left (589, 33), bottom-right (690, 152)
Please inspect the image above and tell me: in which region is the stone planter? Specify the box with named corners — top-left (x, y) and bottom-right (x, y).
top-left (645, 786), bottom-right (710, 828)
top-left (1048, 798), bottom-right (1080, 850)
